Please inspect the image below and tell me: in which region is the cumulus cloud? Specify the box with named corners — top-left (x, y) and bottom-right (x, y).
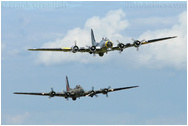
top-left (35, 9), bottom-right (186, 69)
top-left (36, 9), bottom-right (129, 65)
top-left (134, 16), bottom-right (178, 27)
top-left (133, 11), bottom-right (187, 69)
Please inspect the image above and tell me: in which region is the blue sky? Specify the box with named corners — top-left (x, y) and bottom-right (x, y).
top-left (1, 1), bottom-right (187, 125)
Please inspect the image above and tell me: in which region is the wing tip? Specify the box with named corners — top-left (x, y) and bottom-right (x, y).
top-left (131, 85), bottom-right (139, 88)
top-left (28, 49), bottom-right (36, 51)
top-left (172, 36), bottom-right (177, 38)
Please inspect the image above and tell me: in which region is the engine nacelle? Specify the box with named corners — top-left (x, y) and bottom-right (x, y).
top-left (105, 41), bottom-right (113, 48)
top-left (90, 46), bottom-right (96, 53)
top-left (118, 43), bottom-right (125, 50)
top-left (64, 92), bottom-right (71, 98)
top-left (102, 88), bottom-right (108, 94)
top-left (133, 40), bottom-right (141, 47)
top-left (72, 46), bottom-right (79, 53)
top-left (65, 92), bottom-right (71, 96)
top-left (49, 91), bottom-right (56, 97)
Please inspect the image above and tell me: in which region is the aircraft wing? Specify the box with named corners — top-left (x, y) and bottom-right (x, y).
top-left (28, 47), bottom-right (95, 53)
top-left (86, 86), bottom-right (139, 97)
top-left (14, 92), bottom-right (66, 97)
top-left (141, 36), bottom-right (177, 45)
top-left (110, 86), bottom-right (139, 92)
top-left (28, 48), bottom-right (72, 52)
top-left (112, 36), bottom-right (177, 51)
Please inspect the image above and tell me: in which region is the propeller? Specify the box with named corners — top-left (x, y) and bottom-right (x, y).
top-left (64, 92), bottom-right (71, 100)
top-left (89, 46), bottom-right (96, 56)
top-left (101, 86), bottom-right (111, 97)
top-left (117, 40), bottom-right (125, 53)
top-left (65, 92), bottom-right (71, 97)
top-left (49, 87), bottom-right (56, 99)
top-left (106, 86), bottom-right (111, 97)
top-left (92, 86), bottom-right (98, 97)
top-left (72, 40), bottom-right (79, 53)
top-left (88, 86), bottom-right (98, 97)
top-left (62, 89), bottom-right (71, 100)
top-left (132, 38), bottom-right (146, 51)
top-left (90, 46), bottom-right (96, 52)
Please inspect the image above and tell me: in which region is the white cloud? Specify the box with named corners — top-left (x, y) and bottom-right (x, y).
top-left (134, 16), bottom-right (178, 27)
top-left (4, 112), bottom-right (30, 125)
top-left (85, 9), bottom-right (129, 37)
top-left (35, 10), bottom-right (186, 69)
top-left (36, 9), bottom-right (129, 65)
top-left (133, 11), bottom-right (187, 69)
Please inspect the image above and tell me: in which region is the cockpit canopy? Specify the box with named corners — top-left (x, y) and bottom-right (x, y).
top-left (75, 85), bottom-right (81, 89)
top-left (102, 37), bottom-right (109, 41)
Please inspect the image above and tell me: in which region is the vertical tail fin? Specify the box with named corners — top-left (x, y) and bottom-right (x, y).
top-left (91, 29), bottom-right (96, 46)
top-left (66, 76), bottom-right (70, 91)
